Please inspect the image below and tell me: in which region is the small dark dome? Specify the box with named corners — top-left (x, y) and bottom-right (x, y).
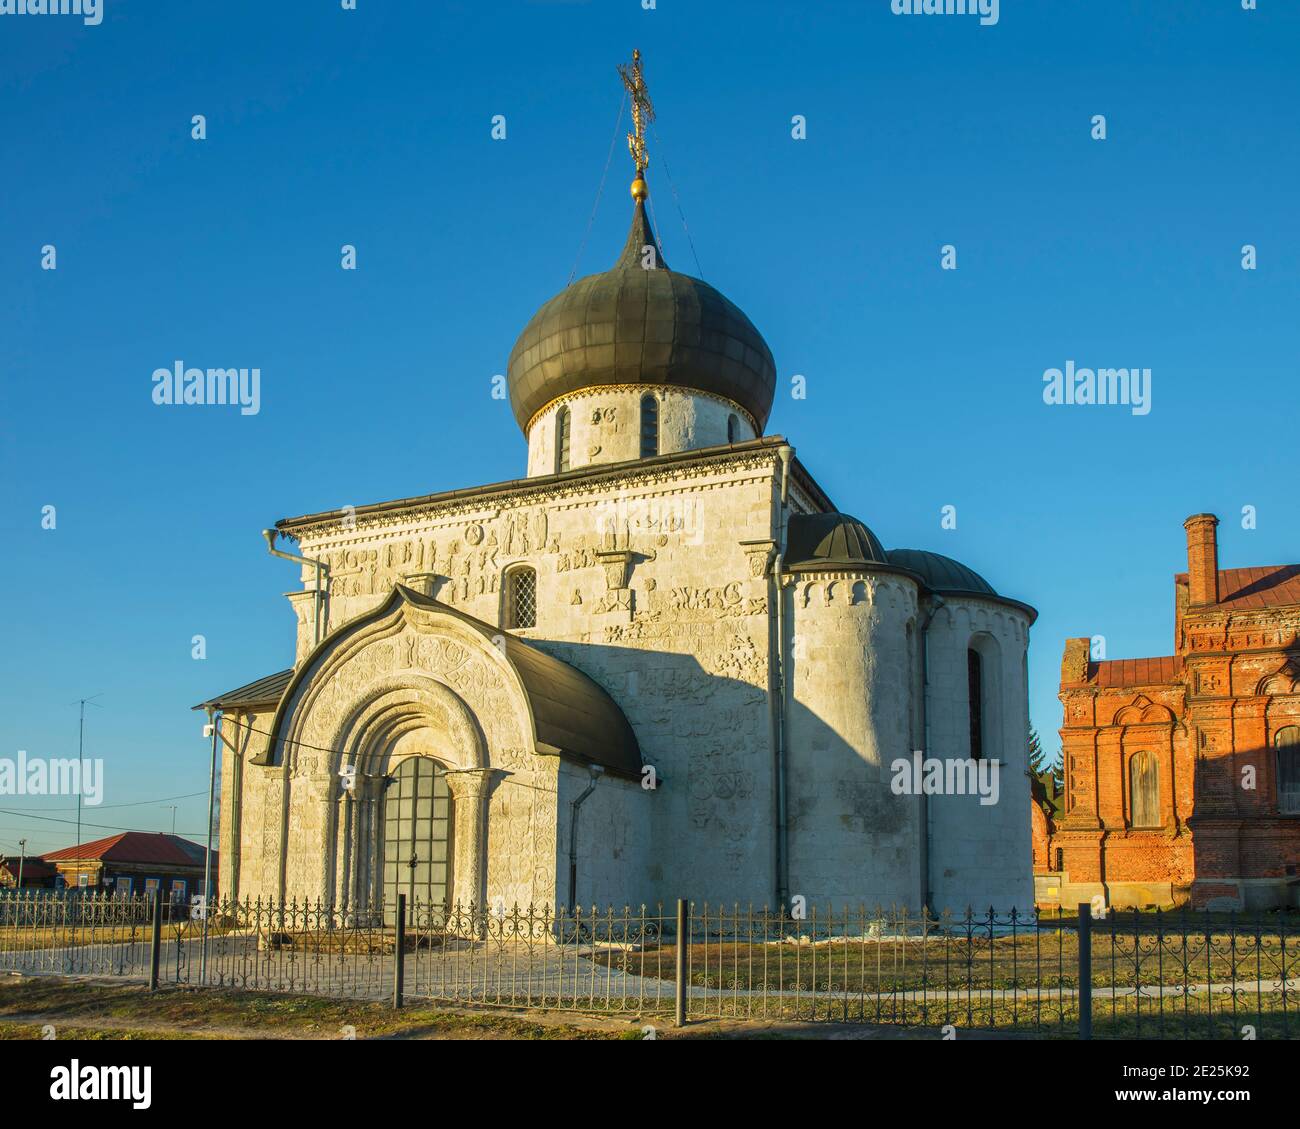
top-left (886, 549), bottom-right (996, 596)
top-left (785, 512), bottom-right (888, 571)
top-left (507, 200), bottom-right (777, 433)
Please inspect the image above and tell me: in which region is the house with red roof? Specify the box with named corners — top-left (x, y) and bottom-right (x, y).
top-left (1038, 513), bottom-right (1300, 910)
top-left (39, 832), bottom-right (216, 903)
top-left (0, 857), bottom-right (57, 889)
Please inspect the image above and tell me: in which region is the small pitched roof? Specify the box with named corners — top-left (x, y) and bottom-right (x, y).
top-left (1176, 565), bottom-right (1300, 612)
top-left (194, 669), bottom-right (293, 711)
top-left (1087, 656), bottom-right (1182, 688)
top-left (41, 832), bottom-right (211, 868)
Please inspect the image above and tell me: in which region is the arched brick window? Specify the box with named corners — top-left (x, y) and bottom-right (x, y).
top-left (1129, 750), bottom-right (1160, 828)
top-left (506, 566), bottom-right (537, 629)
top-left (640, 395), bottom-right (659, 458)
top-left (1275, 726), bottom-right (1300, 814)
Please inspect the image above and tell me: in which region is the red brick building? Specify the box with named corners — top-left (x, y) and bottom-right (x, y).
top-left (1039, 514), bottom-right (1300, 910)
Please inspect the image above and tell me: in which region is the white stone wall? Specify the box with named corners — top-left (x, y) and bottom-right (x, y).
top-left (217, 707), bottom-right (277, 902)
top-left (264, 448), bottom-right (783, 906)
top-left (924, 598), bottom-right (1035, 914)
top-left (525, 386), bottom-right (756, 477)
top-left (226, 443), bottom-right (1037, 915)
top-left (786, 572), bottom-right (923, 908)
top-left (554, 760), bottom-right (654, 911)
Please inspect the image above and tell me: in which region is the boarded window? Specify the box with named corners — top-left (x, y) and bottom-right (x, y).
top-left (1275, 726), bottom-right (1300, 815)
top-left (507, 567), bottom-right (537, 629)
top-left (640, 395), bottom-right (659, 458)
top-left (967, 648), bottom-right (983, 760)
top-left (1129, 751), bottom-right (1160, 828)
top-left (556, 407), bottom-right (571, 473)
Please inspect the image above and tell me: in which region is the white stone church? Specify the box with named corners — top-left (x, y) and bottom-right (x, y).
top-left (201, 104), bottom-right (1037, 918)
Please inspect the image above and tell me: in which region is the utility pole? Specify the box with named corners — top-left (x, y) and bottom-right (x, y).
top-left (201, 708), bottom-right (220, 984)
top-left (76, 698), bottom-right (85, 856)
top-left (71, 695), bottom-right (103, 875)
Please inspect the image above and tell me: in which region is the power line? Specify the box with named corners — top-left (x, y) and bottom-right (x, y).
top-left (223, 714), bottom-right (351, 759)
top-left (0, 808), bottom-right (206, 839)
top-left (650, 122), bottom-right (704, 279)
top-left (3, 790), bottom-right (208, 813)
top-left (568, 89), bottom-right (628, 286)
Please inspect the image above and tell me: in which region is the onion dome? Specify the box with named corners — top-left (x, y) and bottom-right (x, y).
top-left (785, 512), bottom-right (888, 571)
top-left (506, 197), bottom-right (777, 433)
top-left (885, 549), bottom-right (996, 597)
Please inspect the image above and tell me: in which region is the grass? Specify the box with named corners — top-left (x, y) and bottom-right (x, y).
top-left (0, 976), bottom-right (640, 1040)
top-left (593, 924), bottom-right (1300, 993)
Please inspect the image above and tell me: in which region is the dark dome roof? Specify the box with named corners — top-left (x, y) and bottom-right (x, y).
top-left (886, 549), bottom-right (996, 596)
top-left (785, 512), bottom-right (888, 571)
top-left (507, 200), bottom-right (777, 432)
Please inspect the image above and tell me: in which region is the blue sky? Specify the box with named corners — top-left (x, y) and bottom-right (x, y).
top-left (2, 1), bottom-right (1297, 854)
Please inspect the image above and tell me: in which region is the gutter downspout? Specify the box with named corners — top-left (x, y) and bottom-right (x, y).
top-left (773, 445), bottom-right (794, 910)
top-left (918, 595), bottom-right (945, 916)
top-left (262, 529), bottom-right (332, 648)
top-left (567, 764), bottom-right (604, 910)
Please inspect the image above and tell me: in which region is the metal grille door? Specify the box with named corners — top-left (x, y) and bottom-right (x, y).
top-left (383, 758), bottom-right (452, 921)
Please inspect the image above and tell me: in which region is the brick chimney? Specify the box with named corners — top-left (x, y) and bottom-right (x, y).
top-left (1061, 637), bottom-right (1091, 684)
top-left (1183, 513), bottom-right (1220, 607)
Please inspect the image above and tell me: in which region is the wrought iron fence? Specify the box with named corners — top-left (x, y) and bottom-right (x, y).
top-left (0, 891), bottom-right (1295, 1038)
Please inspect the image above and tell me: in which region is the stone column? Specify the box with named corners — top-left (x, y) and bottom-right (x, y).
top-left (444, 768), bottom-right (500, 911)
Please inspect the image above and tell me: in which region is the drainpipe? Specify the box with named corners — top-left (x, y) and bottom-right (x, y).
top-left (918, 595), bottom-right (945, 916)
top-left (567, 764), bottom-right (604, 910)
top-left (262, 529), bottom-right (331, 647)
top-left (773, 445), bottom-right (793, 909)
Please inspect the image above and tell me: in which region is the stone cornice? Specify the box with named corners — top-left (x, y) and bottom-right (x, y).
top-left (277, 438), bottom-right (835, 543)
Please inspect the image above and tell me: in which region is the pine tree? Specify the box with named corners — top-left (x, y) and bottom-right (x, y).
top-left (1028, 726), bottom-right (1046, 774)
top-left (1029, 726), bottom-right (1064, 792)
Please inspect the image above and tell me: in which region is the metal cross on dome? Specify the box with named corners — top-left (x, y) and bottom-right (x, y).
top-left (618, 48), bottom-right (655, 177)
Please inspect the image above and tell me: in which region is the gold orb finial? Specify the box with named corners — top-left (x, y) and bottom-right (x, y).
top-left (630, 175), bottom-right (648, 201)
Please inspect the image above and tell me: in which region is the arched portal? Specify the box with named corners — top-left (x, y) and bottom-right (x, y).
top-left (382, 756), bottom-right (453, 920)
top-left (327, 680), bottom-right (489, 914)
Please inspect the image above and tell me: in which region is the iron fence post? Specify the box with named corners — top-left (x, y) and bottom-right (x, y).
top-left (393, 893), bottom-right (406, 1009)
top-left (1077, 901), bottom-right (1091, 1040)
top-left (148, 888), bottom-right (162, 992)
top-left (675, 898), bottom-right (687, 1027)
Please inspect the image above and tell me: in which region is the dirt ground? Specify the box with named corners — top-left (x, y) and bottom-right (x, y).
top-left (0, 972), bottom-right (1018, 1040)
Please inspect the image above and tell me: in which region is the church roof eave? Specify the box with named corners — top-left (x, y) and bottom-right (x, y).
top-left (273, 436), bottom-right (835, 540)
